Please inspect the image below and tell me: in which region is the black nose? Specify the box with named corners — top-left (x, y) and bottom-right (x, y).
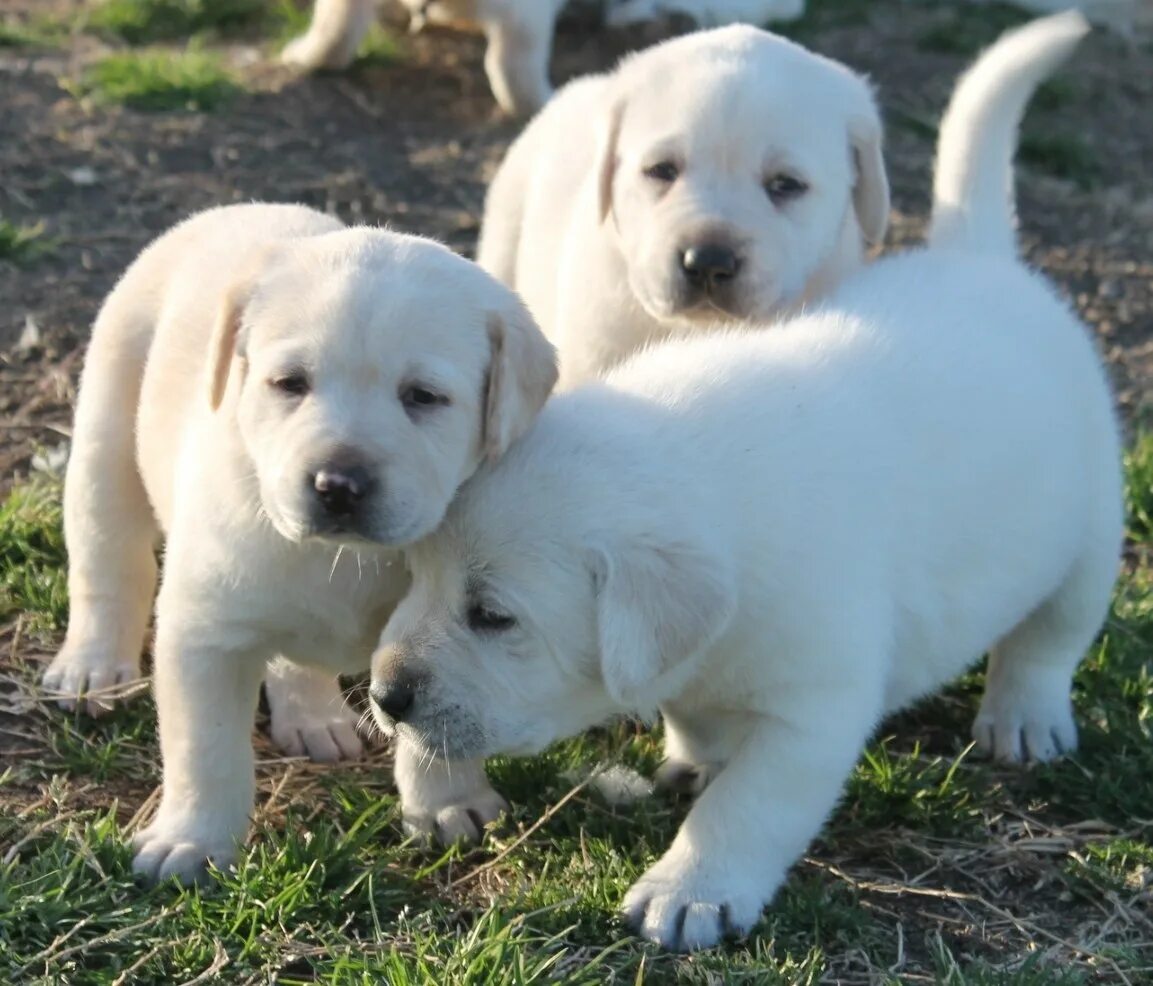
top-left (681, 243), bottom-right (741, 290)
top-left (371, 677), bottom-right (415, 722)
top-left (313, 464), bottom-right (373, 517)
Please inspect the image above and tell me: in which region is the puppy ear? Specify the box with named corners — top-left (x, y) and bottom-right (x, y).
top-left (596, 98), bottom-right (626, 224)
top-left (592, 534), bottom-right (736, 709)
top-left (849, 105), bottom-right (890, 247)
top-left (207, 279), bottom-right (251, 411)
top-left (483, 301), bottom-right (558, 461)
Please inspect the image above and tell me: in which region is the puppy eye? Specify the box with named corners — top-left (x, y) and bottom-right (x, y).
top-left (401, 384), bottom-right (451, 414)
top-left (467, 604), bottom-right (517, 633)
top-left (764, 173), bottom-right (809, 204)
top-left (270, 372), bottom-right (310, 397)
top-left (643, 161), bottom-right (680, 184)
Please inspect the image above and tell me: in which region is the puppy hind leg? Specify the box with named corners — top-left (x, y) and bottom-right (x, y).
top-left (264, 656), bottom-right (364, 763)
top-left (281, 0), bottom-right (376, 71)
top-left (973, 543), bottom-right (1118, 764)
top-left (43, 322), bottom-right (158, 716)
top-left (480, 3), bottom-right (556, 117)
top-left (655, 707), bottom-right (739, 797)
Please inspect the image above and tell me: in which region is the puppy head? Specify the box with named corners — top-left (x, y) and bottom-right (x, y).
top-left (368, 421), bottom-right (737, 760)
top-left (208, 229), bottom-right (556, 547)
top-left (597, 25), bottom-right (888, 325)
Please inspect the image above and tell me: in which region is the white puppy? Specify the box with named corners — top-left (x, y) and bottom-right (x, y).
top-left (372, 12), bottom-right (1118, 951)
top-left (42, 203), bottom-right (556, 884)
top-left (281, 0), bottom-right (568, 117)
top-left (605, 0), bottom-right (804, 30)
top-left (477, 24), bottom-right (890, 388)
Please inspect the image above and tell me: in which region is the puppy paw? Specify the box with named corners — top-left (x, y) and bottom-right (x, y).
top-left (402, 784), bottom-right (509, 847)
top-left (41, 644), bottom-right (143, 717)
top-left (132, 821), bottom-right (239, 886)
top-left (269, 708), bottom-right (364, 763)
top-left (973, 681), bottom-right (1078, 764)
top-left (622, 854), bottom-right (765, 952)
top-left (654, 758), bottom-right (721, 797)
top-left (280, 35), bottom-right (356, 72)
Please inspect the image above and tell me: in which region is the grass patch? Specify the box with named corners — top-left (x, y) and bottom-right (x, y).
top-left (0, 478), bottom-right (66, 635)
top-left (70, 47), bottom-right (240, 111)
top-left (0, 14), bottom-right (70, 48)
top-left (1018, 132), bottom-right (1099, 189)
top-left (915, 2), bottom-right (1030, 56)
top-left (1, 439), bottom-right (1151, 982)
top-left (0, 218), bottom-right (55, 266)
top-left (88, 0), bottom-right (267, 44)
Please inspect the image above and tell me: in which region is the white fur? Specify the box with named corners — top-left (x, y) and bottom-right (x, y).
top-left (477, 24), bottom-right (890, 388)
top-left (372, 13), bottom-right (1119, 950)
top-left (282, 0), bottom-right (568, 117)
top-left (42, 203), bottom-right (556, 884)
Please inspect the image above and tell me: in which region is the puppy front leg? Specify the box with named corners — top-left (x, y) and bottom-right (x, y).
top-left (132, 609), bottom-right (265, 886)
top-left (623, 683), bottom-right (882, 951)
top-left (480, 3), bottom-right (555, 117)
top-left (393, 738), bottom-right (508, 846)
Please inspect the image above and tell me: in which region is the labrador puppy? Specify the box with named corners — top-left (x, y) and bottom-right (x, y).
top-left (282, 0), bottom-right (568, 117)
top-left (371, 13), bottom-right (1118, 950)
top-left (477, 24), bottom-right (890, 388)
top-left (41, 203), bottom-right (556, 884)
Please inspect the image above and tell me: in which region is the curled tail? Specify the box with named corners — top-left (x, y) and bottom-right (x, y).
top-left (929, 10), bottom-right (1090, 257)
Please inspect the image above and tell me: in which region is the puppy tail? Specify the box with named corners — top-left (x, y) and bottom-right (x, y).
top-left (928, 10), bottom-right (1089, 257)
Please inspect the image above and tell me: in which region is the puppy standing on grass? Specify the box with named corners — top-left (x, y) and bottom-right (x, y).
top-left (477, 24), bottom-right (890, 387)
top-left (41, 203), bottom-right (556, 883)
top-left (370, 12), bottom-right (1120, 950)
top-left (282, 0), bottom-right (568, 117)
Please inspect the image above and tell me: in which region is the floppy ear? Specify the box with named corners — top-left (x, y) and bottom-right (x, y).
top-left (596, 98), bottom-right (626, 224)
top-left (592, 534), bottom-right (737, 709)
top-left (207, 279), bottom-right (251, 411)
top-left (849, 105), bottom-right (890, 248)
top-left (482, 301), bottom-right (558, 461)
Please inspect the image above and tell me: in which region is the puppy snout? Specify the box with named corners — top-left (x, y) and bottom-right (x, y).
top-left (370, 672), bottom-right (418, 723)
top-left (312, 462), bottom-right (374, 518)
top-left (681, 243), bottom-right (741, 291)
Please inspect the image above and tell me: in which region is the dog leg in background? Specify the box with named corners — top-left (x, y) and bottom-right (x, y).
top-left (973, 536), bottom-right (1118, 763)
top-left (281, 0), bottom-right (376, 72)
top-left (624, 672), bottom-right (884, 950)
top-left (479, 1), bottom-right (557, 117)
top-left (264, 656), bottom-right (364, 762)
top-left (42, 298), bottom-right (157, 716)
top-left (132, 589), bottom-right (266, 884)
top-left (393, 739), bottom-right (508, 845)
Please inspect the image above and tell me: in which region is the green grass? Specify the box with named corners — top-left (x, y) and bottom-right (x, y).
top-left (0, 218), bottom-right (55, 265)
top-left (915, 2), bottom-right (1030, 56)
top-left (0, 14), bottom-right (70, 48)
top-left (88, 0), bottom-right (268, 44)
top-left (69, 47), bottom-right (240, 111)
top-left (2, 442), bottom-right (1151, 983)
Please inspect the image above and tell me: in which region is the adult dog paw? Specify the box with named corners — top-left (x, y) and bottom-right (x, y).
top-left (621, 855), bottom-right (765, 951)
top-left (132, 822), bottom-right (239, 886)
top-left (402, 784), bottom-right (509, 847)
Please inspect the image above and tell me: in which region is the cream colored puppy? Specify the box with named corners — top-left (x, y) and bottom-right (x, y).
top-left (42, 203), bottom-right (556, 884)
top-left (281, 0), bottom-right (568, 117)
top-left (372, 13), bottom-right (1117, 950)
top-left (477, 24), bottom-right (890, 387)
